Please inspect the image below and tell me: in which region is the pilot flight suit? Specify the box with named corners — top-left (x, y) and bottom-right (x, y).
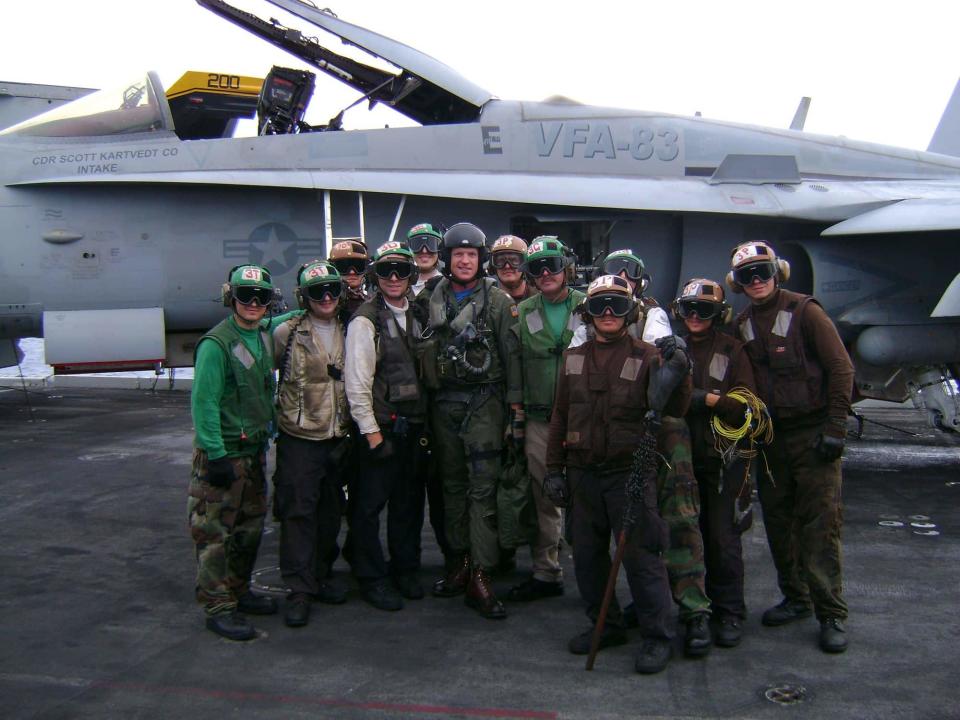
top-left (417, 276), bottom-right (522, 614)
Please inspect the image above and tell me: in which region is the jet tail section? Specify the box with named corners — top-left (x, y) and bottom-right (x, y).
top-left (927, 77), bottom-right (960, 156)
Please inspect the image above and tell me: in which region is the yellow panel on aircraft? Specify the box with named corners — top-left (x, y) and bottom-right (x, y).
top-left (165, 71), bottom-right (263, 100)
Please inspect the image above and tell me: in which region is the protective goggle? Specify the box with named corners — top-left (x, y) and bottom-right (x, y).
top-left (676, 300), bottom-right (722, 320)
top-left (586, 294), bottom-right (632, 317)
top-left (234, 285), bottom-right (274, 306)
top-left (733, 262), bottom-right (777, 286)
top-left (491, 252), bottom-right (524, 269)
top-left (526, 256), bottom-right (565, 276)
top-left (332, 258), bottom-right (368, 276)
top-left (374, 260), bottom-right (414, 280)
top-left (304, 283), bottom-right (343, 302)
top-left (602, 257), bottom-right (644, 280)
top-left (408, 234), bottom-right (440, 253)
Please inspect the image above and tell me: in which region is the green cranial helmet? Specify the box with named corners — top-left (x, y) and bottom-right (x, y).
top-left (229, 264), bottom-right (273, 290)
top-left (224, 264), bottom-right (274, 308)
top-left (526, 236), bottom-right (566, 261)
top-left (296, 260), bottom-right (342, 308)
top-left (298, 260), bottom-right (341, 289)
top-left (524, 236), bottom-right (574, 279)
top-left (602, 249), bottom-right (645, 279)
top-left (373, 240), bottom-right (416, 264)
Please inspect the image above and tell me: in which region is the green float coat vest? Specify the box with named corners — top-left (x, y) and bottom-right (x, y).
top-left (198, 317), bottom-right (276, 453)
top-left (353, 296), bottom-right (427, 425)
top-left (517, 289), bottom-right (585, 421)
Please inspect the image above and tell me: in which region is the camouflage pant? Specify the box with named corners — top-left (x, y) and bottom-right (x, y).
top-left (656, 416), bottom-right (710, 620)
top-left (187, 449), bottom-right (268, 616)
top-left (759, 423), bottom-right (846, 621)
top-left (432, 388), bottom-right (503, 571)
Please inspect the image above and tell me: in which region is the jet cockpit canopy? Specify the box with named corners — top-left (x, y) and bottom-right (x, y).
top-left (0, 72), bottom-right (174, 137)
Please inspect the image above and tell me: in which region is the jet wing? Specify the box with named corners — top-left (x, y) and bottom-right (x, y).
top-left (821, 198), bottom-right (960, 235)
top-left (6, 169), bottom-right (806, 217)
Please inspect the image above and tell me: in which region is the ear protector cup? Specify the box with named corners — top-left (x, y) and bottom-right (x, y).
top-left (222, 264), bottom-right (244, 306)
top-left (725, 271), bottom-right (742, 294)
top-left (777, 258), bottom-right (791, 283)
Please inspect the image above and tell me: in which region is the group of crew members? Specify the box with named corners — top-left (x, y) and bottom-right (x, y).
top-left (187, 222), bottom-right (854, 675)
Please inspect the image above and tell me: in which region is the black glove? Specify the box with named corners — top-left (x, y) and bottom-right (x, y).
top-left (369, 436), bottom-right (395, 461)
top-left (814, 427), bottom-right (846, 462)
top-left (542, 471), bottom-right (569, 508)
top-left (206, 456), bottom-right (237, 489)
top-left (655, 334), bottom-right (686, 361)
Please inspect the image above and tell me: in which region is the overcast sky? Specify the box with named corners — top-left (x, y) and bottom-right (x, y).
top-left (2, 0), bottom-right (958, 150)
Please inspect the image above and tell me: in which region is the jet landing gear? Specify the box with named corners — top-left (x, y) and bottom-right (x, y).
top-left (906, 365), bottom-right (960, 432)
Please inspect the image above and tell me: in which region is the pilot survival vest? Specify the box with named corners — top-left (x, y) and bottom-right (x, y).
top-left (275, 314), bottom-right (349, 441)
top-left (562, 334), bottom-right (657, 470)
top-left (353, 295), bottom-right (427, 425)
top-left (422, 277), bottom-right (508, 389)
top-left (196, 317), bottom-right (276, 454)
top-left (736, 288), bottom-right (825, 421)
top-left (517, 289), bottom-right (585, 422)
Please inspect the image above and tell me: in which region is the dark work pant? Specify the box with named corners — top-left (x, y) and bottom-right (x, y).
top-left (274, 432), bottom-right (344, 597)
top-left (696, 458), bottom-right (749, 620)
top-left (759, 423), bottom-right (846, 621)
top-left (348, 429), bottom-right (425, 586)
top-left (569, 468), bottom-right (674, 640)
top-left (424, 445), bottom-right (451, 559)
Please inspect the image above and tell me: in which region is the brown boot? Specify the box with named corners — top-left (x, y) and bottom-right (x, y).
top-left (465, 567), bottom-right (506, 619)
top-left (432, 554), bottom-right (470, 598)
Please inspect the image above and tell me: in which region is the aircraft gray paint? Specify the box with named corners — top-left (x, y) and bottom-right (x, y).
top-left (0, 0), bottom-right (958, 431)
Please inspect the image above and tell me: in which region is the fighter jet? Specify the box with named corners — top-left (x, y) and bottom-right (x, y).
top-left (0, 0), bottom-right (958, 432)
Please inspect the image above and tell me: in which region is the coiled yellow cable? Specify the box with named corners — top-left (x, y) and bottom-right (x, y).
top-left (711, 386), bottom-right (774, 459)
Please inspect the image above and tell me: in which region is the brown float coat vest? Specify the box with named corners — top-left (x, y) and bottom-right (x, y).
top-left (685, 328), bottom-right (756, 463)
top-left (736, 288), bottom-right (836, 424)
top-left (547, 333), bottom-right (691, 473)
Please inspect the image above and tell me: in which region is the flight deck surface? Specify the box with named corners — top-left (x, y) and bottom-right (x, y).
top-left (0, 387), bottom-right (957, 719)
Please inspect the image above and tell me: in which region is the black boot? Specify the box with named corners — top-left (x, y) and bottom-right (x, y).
top-left (684, 614), bottom-right (712, 657)
top-left (635, 638), bottom-right (672, 674)
top-left (761, 598), bottom-right (812, 627)
top-left (284, 594), bottom-right (311, 628)
top-left (206, 612), bottom-right (256, 641)
top-left (819, 618), bottom-right (848, 653)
